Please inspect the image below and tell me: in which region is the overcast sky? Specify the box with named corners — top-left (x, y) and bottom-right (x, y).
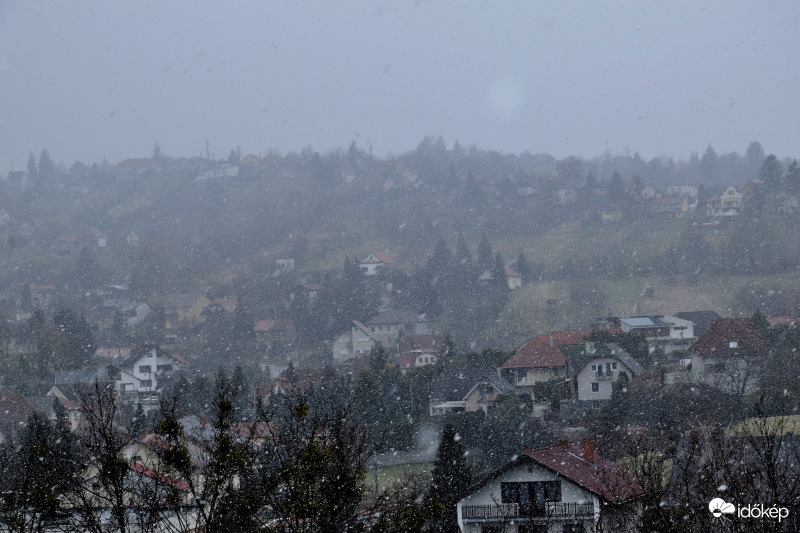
top-left (1, 1), bottom-right (799, 168)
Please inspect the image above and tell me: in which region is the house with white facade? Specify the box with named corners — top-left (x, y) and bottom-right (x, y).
top-left (575, 343), bottom-right (644, 402)
top-left (332, 320), bottom-right (379, 362)
top-left (457, 441), bottom-right (644, 533)
top-left (365, 309), bottom-right (431, 346)
top-left (618, 315), bottom-right (695, 354)
top-left (359, 251), bottom-right (396, 275)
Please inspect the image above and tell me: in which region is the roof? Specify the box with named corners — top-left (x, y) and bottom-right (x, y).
top-left (502, 335), bottom-right (566, 369)
top-left (674, 310), bottom-right (723, 336)
top-left (361, 251), bottom-right (395, 264)
top-left (254, 319), bottom-right (293, 332)
top-left (463, 442), bottom-right (644, 506)
top-left (621, 316), bottom-right (674, 328)
top-left (502, 330), bottom-right (589, 370)
top-left (211, 298), bottom-right (237, 313)
top-left (430, 369), bottom-right (514, 402)
top-left (503, 265), bottom-right (521, 278)
top-left (129, 462), bottom-right (189, 491)
top-left (352, 320), bottom-right (379, 341)
top-left (55, 369), bottom-right (96, 385)
top-left (526, 443), bottom-right (645, 503)
top-left (398, 334), bottom-right (443, 353)
top-left (366, 309), bottom-right (428, 326)
top-left (768, 316), bottom-right (799, 328)
top-left (690, 318), bottom-right (770, 357)
top-left (303, 282), bottom-right (324, 291)
top-left (586, 343), bottom-right (645, 376)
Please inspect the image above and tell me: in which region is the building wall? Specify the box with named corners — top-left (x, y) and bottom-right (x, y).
top-left (577, 358), bottom-right (632, 401)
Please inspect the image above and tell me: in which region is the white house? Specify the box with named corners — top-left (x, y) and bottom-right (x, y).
top-left (359, 251), bottom-right (396, 275)
top-left (121, 345), bottom-right (185, 395)
top-left (332, 320), bottom-right (379, 362)
top-left (575, 343), bottom-right (645, 402)
top-left (457, 441), bottom-right (644, 533)
top-left (618, 315), bottom-right (695, 353)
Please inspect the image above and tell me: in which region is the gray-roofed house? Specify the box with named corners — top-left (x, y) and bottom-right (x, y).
top-left (332, 320), bottom-right (379, 362)
top-left (575, 343), bottom-right (645, 403)
top-left (429, 369), bottom-right (515, 416)
top-left (365, 309), bottom-right (431, 346)
top-left (619, 315), bottom-right (695, 354)
top-left (674, 310), bottom-right (723, 338)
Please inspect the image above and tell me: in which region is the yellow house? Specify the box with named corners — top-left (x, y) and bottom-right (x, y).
top-left (162, 294), bottom-right (211, 329)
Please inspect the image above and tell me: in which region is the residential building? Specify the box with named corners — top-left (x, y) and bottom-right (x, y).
top-left (365, 309), bottom-right (431, 346)
top-left (501, 331), bottom-right (588, 396)
top-left (429, 369), bottom-right (515, 416)
top-left (689, 318), bottom-right (769, 395)
top-left (162, 293), bottom-right (210, 329)
top-left (332, 320), bottom-right (378, 362)
top-left (359, 251), bottom-right (396, 275)
top-left (457, 441), bottom-right (644, 533)
top-left (618, 315), bottom-right (695, 353)
top-left (574, 343), bottom-right (644, 402)
top-left (674, 310), bottom-right (722, 338)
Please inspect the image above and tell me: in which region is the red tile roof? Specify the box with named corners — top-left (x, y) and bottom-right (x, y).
top-left (129, 462), bottom-right (189, 491)
top-left (254, 319), bottom-right (293, 332)
top-left (364, 251), bottom-right (395, 264)
top-left (526, 442), bottom-right (645, 503)
top-left (690, 318), bottom-right (769, 357)
top-left (502, 330), bottom-right (588, 369)
top-left (504, 265), bottom-right (521, 278)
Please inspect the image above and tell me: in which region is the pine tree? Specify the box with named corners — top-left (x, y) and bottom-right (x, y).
top-left (429, 424), bottom-right (472, 532)
top-left (477, 234), bottom-right (493, 272)
top-left (751, 308), bottom-right (770, 336)
top-left (515, 252), bottom-right (531, 283)
top-left (27, 152), bottom-right (38, 182)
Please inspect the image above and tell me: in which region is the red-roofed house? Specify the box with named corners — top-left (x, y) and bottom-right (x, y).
top-left (502, 331), bottom-right (589, 394)
top-left (457, 440), bottom-right (645, 532)
top-left (359, 251), bottom-right (396, 276)
top-left (689, 318), bottom-right (770, 396)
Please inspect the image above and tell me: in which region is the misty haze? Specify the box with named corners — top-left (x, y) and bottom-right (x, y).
top-left (1, 2), bottom-right (800, 532)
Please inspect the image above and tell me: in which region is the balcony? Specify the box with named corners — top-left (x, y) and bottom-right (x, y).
top-left (462, 502), bottom-right (594, 521)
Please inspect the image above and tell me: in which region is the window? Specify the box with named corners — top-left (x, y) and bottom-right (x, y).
top-left (591, 364), bottom-right (596, 371)
top-left (139, 365), bottom-right (151, 373)
top-left (139, 379), bottom-right (152, 388)
top-left (729, 341), bottom-right (739, 349)
top-left (500, 481), bottom-right (562, 516)
top-left (156, 364), bottom-right (173, 372)
top-left (612, 362), bottom-right (617, 370)
top-left (605, 363), bottom-right (611, 375)
top-left (591, 382), bottom-right (599, 393)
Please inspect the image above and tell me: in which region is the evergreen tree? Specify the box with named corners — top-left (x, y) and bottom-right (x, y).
top-left (455, 231), bottom-right (472, 267)
top-left (750, 308), bottom-right (770, 336)
top-left (429, 424), bottom-right (472, 533)
top-left (515, 252), bottom-right (531, 283)
top-left (26, 152), bottom-right (38, 182)
top-left (38, 149), bottom-right (55, 181)
top-left (760, 154), bottom-right (784, 192)
top-left (53, 308), bottom-right (95, 369)
top-left (477, 234), bottom-right (493, 272)
top-left (785, 159), bottom-right (800, 198)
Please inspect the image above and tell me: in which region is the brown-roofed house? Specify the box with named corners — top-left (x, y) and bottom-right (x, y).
top-left (502, 330), bottom-right (590, 394)
top-left (457, 440), bottom-right (645, 532)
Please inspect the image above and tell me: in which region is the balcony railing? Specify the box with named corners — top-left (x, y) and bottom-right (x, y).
top-left (462, 502), bottom-right (594, 521)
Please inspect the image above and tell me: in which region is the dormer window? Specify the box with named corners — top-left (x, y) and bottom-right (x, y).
top-left (729, 341), bottom-right (739, 349)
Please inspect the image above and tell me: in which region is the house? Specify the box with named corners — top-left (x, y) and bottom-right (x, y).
top-left (276, 258), bottom-right (295, 272)
top-left (689, 318), bottom-right (769, 395)
top-left (666, 185), bottom-right (698, 198)
top-left (365, 309), bottom-right (431, 346)
top-left (618, 315), bottom-right (695, 354)
top-left (46, 371), bottom-right (97, 431)
top-left (396, 334), bottom-right (443, 373)
top-left (429, 369), bottom-right (515, 416)
top-left (478, 265), bottom-right (523, 290)
top-left (638, 184), bottom-right (657, 199)
top-left (27, 283), bottom-right (57, 310)
top-left (457, 441), bottom-right (645, 533)
top-left (162, 293), bottom-right (210, 329)
top-left (574, 343), bottom-right (644, 402)
top-left (707, 186), bottom-right (743, 216)
top-left (501, 330), bottom-right (589, 395)
top-left (651, 196), bottom-right (689, 218)
top-left (674, 310), bottom-right (722, 338)
top-left (120, 344), bottom-right (186, 397)
top-left (359, 251), bottom-right (396, 276)
top-left (332, 320), bottom-right (378, 362)
top-left (270, 366), bottom-right (325, 396)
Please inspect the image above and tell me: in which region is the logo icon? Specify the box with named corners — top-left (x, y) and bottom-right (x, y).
top-left (709, 498), bottom-right (736, 518)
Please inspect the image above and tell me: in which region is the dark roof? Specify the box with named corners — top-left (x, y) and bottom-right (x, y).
top-left (690, 318), bottom-right (769, 357)
top-left (54, 369), bottom-right (96, 386)
top-left (398, 334), bottom-right (443, 353)
top-left (674, 310), bottom-right (723, 337)
top-left (527, 443), bottom-right (645, 503)
top-left (366, 309), bottom-right (428, 326)
top-left (430, 369), bottom-right (514, 402)
top-left (587, 343), bottom-right (645, 376)
top-left (464, 442), bottom-right (645, 505)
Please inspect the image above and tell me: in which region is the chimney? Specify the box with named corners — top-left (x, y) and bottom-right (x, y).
top-left (583, 439), bottom-right (595, 464)
top-left (549, 334), bottom-right (554, 347)
top-left (558, 440), bottom-right (569, 449)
